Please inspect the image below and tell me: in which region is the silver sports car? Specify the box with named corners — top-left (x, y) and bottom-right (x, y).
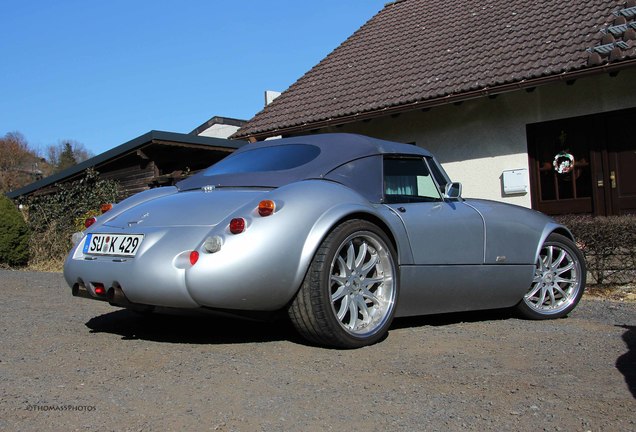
top-left (64, 133), bottom-right (586, 348)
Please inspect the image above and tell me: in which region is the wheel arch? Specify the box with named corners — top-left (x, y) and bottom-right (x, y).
top-left (333, 212), bottom-right (399, 255)
top-left (290, 208), bottom-right (401, 305)
top-left (550, 226), bottom-right (575, 242)
top-left (534, 223), bottom-right (576, 263)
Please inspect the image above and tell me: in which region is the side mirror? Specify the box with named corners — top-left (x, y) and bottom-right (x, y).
top-left (444, 182), bottom-right (462, 199)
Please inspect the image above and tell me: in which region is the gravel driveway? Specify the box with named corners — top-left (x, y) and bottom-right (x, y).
top-left (1, 270), bottom-right (634, 431)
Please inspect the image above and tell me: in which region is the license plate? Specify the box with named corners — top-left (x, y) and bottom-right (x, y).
top-left (83, 234), bottom-right (144, 257)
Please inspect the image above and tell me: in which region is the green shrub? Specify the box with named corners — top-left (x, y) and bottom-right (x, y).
top-left (556, 214), bottom-right (636, 285)
top-left (19, 169), bottom-right (119, 269)
top-left (74, 208), bottom-right (102, 233)
top-left (0, 195), bottom-right (30, 267)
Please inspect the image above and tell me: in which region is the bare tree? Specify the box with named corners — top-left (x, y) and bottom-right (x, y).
top-left (0, 132), bottom-right (43, 193)
top-left (47, 140), bottom-right (93, 173)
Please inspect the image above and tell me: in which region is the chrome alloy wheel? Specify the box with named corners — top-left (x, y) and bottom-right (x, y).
top-left (524, 242), bottom-right (582, 315)
top-left (329, 232), bottom-right (397, 337)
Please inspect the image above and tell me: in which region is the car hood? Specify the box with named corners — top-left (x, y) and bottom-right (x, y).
top-left (102, 189), bottom-right (267, 229)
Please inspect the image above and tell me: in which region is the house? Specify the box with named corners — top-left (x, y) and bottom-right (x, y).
top-left (6, 130), bottom-right (245, 200)
top-left (234, 0), bottom-right (636, 216)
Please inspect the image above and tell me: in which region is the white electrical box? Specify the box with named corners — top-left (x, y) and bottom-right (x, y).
top-left (502, 169), bottom-right (528, 195)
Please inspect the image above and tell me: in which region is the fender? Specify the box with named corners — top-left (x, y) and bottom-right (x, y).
top-left (264, 180), bottom-right (389, 295)
top-left (183, 180), bottom-right (388, 310)
top-left (535, 222), bottom-right (575, 262)
top-left (465, 199), bottom-right (574, 265)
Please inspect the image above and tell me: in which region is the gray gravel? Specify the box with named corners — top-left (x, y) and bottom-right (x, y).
top-left (1, 270), bottom-right (634, 431)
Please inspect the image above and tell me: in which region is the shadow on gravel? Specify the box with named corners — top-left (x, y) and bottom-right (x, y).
top-left (392, 307), bottom-right (515, 330)
top-left (616, 325), bottom-right (636, 399)
top-left (85, 309), bottom-right (303, 345)
top-left (85, 307), bottom-right (517, 346)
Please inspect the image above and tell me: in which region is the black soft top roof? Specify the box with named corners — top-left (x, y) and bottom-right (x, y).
top-left (177, 133), bottom-right (432, 193)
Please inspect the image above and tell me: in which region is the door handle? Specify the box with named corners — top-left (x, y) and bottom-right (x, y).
top-left (610, 171), bottom-right (617, 189)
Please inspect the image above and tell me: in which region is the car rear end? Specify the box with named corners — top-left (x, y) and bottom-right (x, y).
top-left (64, 188), bottom-right (268, 309)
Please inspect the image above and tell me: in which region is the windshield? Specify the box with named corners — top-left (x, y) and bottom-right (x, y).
top-left (203, 144), bottom-right (321, 176)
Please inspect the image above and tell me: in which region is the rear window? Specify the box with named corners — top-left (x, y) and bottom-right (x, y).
top-left (204, 144), bottom-right (321, 176)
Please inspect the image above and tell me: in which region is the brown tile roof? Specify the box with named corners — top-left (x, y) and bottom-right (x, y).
top-left (235, 0), bottom-right (636, 140)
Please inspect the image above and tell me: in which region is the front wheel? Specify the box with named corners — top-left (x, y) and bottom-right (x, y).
top-left (516, 233), bottom-right (586, 320)
top-left (288, 220), bottom-right (398, 348)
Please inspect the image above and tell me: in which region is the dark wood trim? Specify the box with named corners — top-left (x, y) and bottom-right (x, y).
top-left (152, 140), bottom-right (236, 152)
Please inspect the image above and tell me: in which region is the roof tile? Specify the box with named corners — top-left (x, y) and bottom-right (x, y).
top-left (237, 0), bottom-right (636, 138)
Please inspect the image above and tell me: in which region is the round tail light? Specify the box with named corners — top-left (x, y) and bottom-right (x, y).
top-left (229, 218), bottom-right (246, 234)
top-left (189, 251), bottom-right (200, 265)
top-left (258, 200), bottom-right (276, 217)
top-left (85, 217), bottom-right (97, 228)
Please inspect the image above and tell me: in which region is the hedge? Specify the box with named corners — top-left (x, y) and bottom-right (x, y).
top-left (556, 214), bottom-right (636, 285)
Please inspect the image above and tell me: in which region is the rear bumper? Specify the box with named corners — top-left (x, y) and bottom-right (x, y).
top-left (64, 227), bottom-right (207, 308)
top-left (63, 221), bottom-right (304, 312)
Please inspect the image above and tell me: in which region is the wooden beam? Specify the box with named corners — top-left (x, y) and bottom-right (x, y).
top-left (152, 140), bottom-right (237, 152)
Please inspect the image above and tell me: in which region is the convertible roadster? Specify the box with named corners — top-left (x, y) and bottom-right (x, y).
top-left (64, 133), bottom-right (586, 348)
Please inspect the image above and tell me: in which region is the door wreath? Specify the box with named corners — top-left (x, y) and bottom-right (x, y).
top-left (553, 151), bottom-right (574, 174)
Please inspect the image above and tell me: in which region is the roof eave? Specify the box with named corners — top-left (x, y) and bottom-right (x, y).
top-left (6, 131), bottom-right (246, 199)
top-left (238, 60), bottom-right (636, 142)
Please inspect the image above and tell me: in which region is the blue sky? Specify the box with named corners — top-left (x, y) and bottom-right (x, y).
top-left (1, 1), bottom-right (385, 155)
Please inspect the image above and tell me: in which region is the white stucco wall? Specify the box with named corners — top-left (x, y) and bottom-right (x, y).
top-left (318, 69), bottom-right (636, 208)
top-left (197, 123), bottom-right (241, 139)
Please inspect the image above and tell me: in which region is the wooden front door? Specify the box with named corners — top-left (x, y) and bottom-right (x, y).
top-left (527, 107), bottom-right (636, 216)
top-left (606, 109), bottom-right (636, 215)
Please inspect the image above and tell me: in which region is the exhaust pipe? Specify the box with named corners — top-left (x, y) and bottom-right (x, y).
top-left (71, 282), bottom-right (129, 304)
top-left (106, 286), bottom-right (133, 307)
top-left (71, 283), bottom-right (104, 301)
top-left (72, 282), bottom-right (154, 312)
top-left (106, 286), bottom-right (154, 313)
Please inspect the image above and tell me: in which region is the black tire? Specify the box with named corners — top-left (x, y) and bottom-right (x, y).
top-left (516, 233), bottom-right (586, 320)
top-left (288, 220), bottom-right (399, 348)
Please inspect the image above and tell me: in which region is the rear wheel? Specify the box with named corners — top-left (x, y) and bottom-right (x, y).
top-left (517, 233), bottom-right (586, 319)
top-left (288, 220), bottom-right (398, 348)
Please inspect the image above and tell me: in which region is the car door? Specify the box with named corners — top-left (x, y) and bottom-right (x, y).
top-left (382, 157), bottom-right (493, 317)
top-left (383, 157), bottom-right (484, 265)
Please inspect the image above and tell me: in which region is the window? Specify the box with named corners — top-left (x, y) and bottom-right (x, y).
top-left (427, 158), bottom-right (450, 192)
top-left (383, 158), bottom-right (442, 203)
top-left (204, 144), bottom-right (320, 176)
